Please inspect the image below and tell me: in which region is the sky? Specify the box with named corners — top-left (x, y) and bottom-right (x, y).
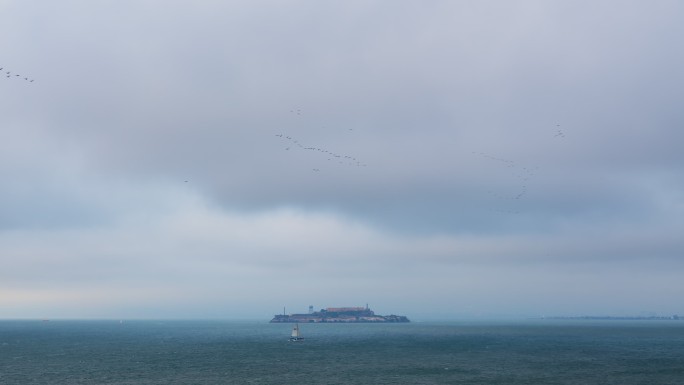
top-left (1, 0), bottom-right (683, 320)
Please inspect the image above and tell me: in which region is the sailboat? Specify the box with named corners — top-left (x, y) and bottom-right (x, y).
top-left (289, 323), bottom-right (304, 341)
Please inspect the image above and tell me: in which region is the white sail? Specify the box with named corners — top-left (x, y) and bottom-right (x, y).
top-left (288, 323), bottom-right (303, 341)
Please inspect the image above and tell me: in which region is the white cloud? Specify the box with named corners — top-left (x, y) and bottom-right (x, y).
top-left (1, 0), bottom-right (683, 318)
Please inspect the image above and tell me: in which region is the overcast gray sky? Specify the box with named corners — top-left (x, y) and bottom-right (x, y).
top-left (1, 0), bottom-right (683, 320)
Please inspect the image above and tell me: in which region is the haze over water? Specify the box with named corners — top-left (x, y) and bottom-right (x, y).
top-left (2, 320), bottom-right (684, 384)
top-left (2, 0), bottom-right (684, 320)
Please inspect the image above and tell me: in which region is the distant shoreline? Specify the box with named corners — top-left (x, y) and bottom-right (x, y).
top-left (541, 315), bottom-right (681, 321)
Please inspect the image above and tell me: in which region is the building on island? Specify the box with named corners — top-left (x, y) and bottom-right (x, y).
top-left (270, 305), bottom-right (409, 323)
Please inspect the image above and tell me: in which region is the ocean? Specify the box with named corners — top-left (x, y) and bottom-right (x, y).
top-left (1, 319), bottom-right (683, 384)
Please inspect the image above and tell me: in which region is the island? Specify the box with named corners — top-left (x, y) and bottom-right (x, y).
top-left (270, 305), bottom-right (410, 323)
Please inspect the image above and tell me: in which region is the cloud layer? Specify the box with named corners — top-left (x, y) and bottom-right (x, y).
top-left (1, 0), bottom-right (683, 319)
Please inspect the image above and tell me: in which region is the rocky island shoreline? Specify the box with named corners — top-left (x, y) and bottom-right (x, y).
top-left (270, 306), bottom-right (410, 323)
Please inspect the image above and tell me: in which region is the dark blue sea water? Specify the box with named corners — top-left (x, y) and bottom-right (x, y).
top-left (1, 319), bottom-right (683, 384)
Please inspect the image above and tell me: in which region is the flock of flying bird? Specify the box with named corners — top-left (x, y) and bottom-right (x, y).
top-left (475, 124), bottom-right (566, 214)
top-left (3, 63), bottom-right (566, 217)
top-left (276, 108), bottom-right (367, 171)
top-left (554, 124), bottom-right (565, 138)
top-left (1, 66), bottom-right (35, 83)
top-left (474, 151), bottom-right (537, 214)
top-left (2, 61), bottom-right (565, 217)
top-left (275, 133), bottom-right (367, 169)
top-left (275, 113), bottom-right (566, 215)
